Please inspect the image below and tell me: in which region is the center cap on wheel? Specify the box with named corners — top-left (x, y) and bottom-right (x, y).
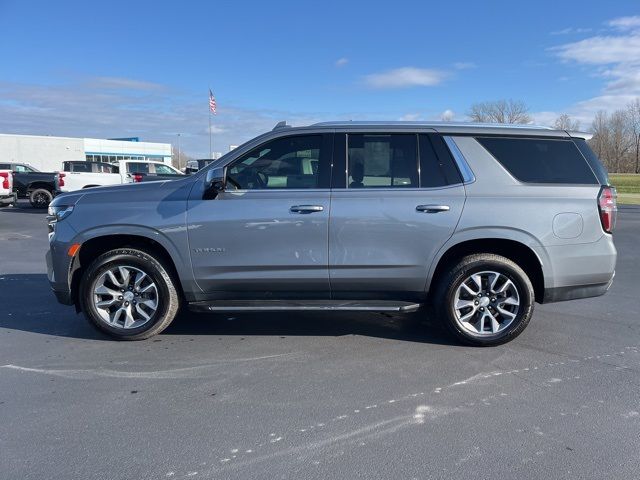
top-left (478, 296), bottom-right (490, 307)
top-left (123, 291), bottom-right (134, 302)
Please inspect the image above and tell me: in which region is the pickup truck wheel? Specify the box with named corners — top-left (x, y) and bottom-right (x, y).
top-left (79, 248), bottom-right (180, 340)
top-left (29, 188), bottom-right (52, 208)
top-left (433, 254), bottom-right (534, 346)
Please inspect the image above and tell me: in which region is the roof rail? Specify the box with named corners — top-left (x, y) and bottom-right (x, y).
top-left (273, 121), bottom-right (291, 131)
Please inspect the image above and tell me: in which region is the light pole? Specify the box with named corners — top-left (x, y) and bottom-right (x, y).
top-left (177, 133), bottom-right (181, 168)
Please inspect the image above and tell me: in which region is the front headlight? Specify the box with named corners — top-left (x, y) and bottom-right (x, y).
top-left (47, 205), bottom-right (74, 222)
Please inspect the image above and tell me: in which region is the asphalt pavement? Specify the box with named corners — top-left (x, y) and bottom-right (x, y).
top-left (1, 201), bottom-right (639, 479)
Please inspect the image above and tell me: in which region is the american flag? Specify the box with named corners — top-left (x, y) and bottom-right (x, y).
top-left (209, 89), bottom-right (217, 115)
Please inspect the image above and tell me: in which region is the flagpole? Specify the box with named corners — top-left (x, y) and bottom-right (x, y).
top-left (208, 110), bottom-right (212, 158)
top-left (209, 86), bottom-right (213, 157)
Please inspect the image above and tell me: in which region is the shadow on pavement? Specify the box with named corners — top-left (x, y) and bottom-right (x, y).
top-left (0, 273), bottom-right (457, 346)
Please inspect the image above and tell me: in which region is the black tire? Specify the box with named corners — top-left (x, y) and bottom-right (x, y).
top-left (433, 253), bottom-right (534, 346)
top-left (29, 188), bottom-right (52, 208)
top-left (79, 248), bottom-right (180, 340)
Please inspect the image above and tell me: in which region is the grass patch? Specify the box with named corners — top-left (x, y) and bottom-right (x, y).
top-left (609, 174), bottom-right (640, 204)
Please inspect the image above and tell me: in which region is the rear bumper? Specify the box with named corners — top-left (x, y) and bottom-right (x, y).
top-left (0, 193), bottom-right (16, 206)
top-left (538, 234), bottom-right (616, 304)
top-left (543, 272), bottom-right (614, 303)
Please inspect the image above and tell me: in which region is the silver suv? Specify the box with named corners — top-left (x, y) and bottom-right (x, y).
top-left (46, 121), bottom-right (617, 346)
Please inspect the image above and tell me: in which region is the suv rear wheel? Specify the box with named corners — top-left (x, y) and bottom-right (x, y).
top-left (434, 253), bottom-right (534, 346)
top-left (79, 248), bottom-right (180, 340)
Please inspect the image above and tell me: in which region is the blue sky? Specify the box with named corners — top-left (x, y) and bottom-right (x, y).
top-left (1, 0), bottom-right (639, 157)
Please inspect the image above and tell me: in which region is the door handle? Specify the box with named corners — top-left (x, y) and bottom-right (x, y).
top-left (416, 204), bottom-right (450, 213)
top-left (290, 205), bottom-right (324, 214)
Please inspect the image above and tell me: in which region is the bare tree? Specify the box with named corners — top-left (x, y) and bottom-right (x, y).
top-left (627, 98), bottom-right (640, 174)
top-left (468, 99), bottom-right (531, 124)
top-left (171, 145), bottom-right (191, 170)
top-left (554, 113), bottom-right (580, 131)
top-left (609, 110), bottom-right (632, 173)
top-left (589, 110), bottom-right (610, 162)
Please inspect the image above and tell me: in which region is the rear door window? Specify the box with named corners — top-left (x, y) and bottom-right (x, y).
top-left (476, 137), bottom-right (598, 184)
top-left (347, 134), bottom-right (418, 188)
top-left (419, 135), bottom-right (463, 187)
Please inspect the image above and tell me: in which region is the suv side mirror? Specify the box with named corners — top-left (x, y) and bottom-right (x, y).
top-left (204, 166), bottom-right (226, 199)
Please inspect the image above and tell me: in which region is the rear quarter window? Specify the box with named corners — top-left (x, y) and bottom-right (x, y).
top-left (573, 138), bottom-right (609, 185)
top-left (476, 137), bottom-right (598, 184)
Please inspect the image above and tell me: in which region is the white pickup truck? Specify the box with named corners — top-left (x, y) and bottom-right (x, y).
top-left (0, 169), bottom-right (16, 207)
top-left (55, 160), bottom-right (185, 193)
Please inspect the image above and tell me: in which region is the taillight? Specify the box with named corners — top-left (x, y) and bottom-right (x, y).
top-left (132, 173), bottom-right (143, 183)
top-left (0, 172), bottom-right (9, 190)
top-left (58, 173), bottom-right (66, 187)
top-left (598, 186), bottom-right (617, 234)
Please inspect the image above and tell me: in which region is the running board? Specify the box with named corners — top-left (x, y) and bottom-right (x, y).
top-left (188, 300), bottom-right (422, 313)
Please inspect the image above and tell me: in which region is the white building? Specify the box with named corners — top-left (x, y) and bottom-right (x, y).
top-left (0, 133), bottom-right (172, 172)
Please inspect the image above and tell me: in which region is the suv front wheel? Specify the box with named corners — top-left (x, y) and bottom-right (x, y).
top-left (79, 248), bottom-right (180, 340)
top-left (434, 253), bottom-right (534, 346)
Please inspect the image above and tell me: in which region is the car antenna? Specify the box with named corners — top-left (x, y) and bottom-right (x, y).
top-left (273, 121), bottom-right (291, 131)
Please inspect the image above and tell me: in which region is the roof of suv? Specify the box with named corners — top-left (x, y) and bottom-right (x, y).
top-left (274, 120), bottom-right (590, 139)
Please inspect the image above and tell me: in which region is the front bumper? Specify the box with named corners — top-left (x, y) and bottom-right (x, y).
top-left (46, 243), bottom-right (75, 306)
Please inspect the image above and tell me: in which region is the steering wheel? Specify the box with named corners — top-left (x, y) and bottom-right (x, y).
top-left (226, 176), bottom-right (241, 189)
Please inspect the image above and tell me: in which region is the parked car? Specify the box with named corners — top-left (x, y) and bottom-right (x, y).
top-left (0, 169), bottom-right (16, 206)
top-left (46, 121), bottom-right (617, 345)
top-left (184, 159), bottom-right (215, 174)
top-left (0, 162), bottom-right (56, 207)
top-left (55, 159), bottom-right (184, 193)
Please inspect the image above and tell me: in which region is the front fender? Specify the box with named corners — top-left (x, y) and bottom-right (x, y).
top-left (68, 223), bottom-right (199, 297)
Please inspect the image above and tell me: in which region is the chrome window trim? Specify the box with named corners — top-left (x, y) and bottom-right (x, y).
top-left (443, 136), bottom-right (476, 184)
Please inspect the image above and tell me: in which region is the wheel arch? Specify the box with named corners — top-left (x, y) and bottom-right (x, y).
top-left (427, 231), bottom-right (548, 303)
top-left (70, 232), bottom-right (185, 310)
top-left (26, 181), bottom-right (54, 193)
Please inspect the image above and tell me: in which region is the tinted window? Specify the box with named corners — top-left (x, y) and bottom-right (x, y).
top-left (573, 138), bottom-right (608, 185)
top-left (228, 135), bottom-right (327, 189)
top-left (0, 164), bottom-right (9, 169)
top-left (419, 135), bottom-right (463, 187)
top-left (70, 162), bottom-right (92, 172)
top-left (155, 164), bottom-right (180, 175)
top-left (477, 137), bottom-right (597, 184)
top-left (347, 134), bottom-right (417, 188)
top-left (127, 162), bottom-right (150, 174)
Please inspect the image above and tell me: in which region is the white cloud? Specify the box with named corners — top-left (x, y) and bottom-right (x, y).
top-left (440, 109), bottom-right (455, 121)
top-left (335, 57), bottom-right (349, 67)
top-left (0, 78), bottom-right (323, 158)
top-left (553, 34), bottom-right (640, 64)
top-left (544, 16), bottom-right (640, 127)
top-left (453, 62), bottom-right (476, 70)
top-left (398, 113), bottom-right (422, 121)
top-left (364, 67), bottom-right (448, 89)
top-left (607, 15), bottom-right (640, 30)
top-left (550, 27), bottom-right (592, 36)
top-left (89, 76), bottom-right (165, 91)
